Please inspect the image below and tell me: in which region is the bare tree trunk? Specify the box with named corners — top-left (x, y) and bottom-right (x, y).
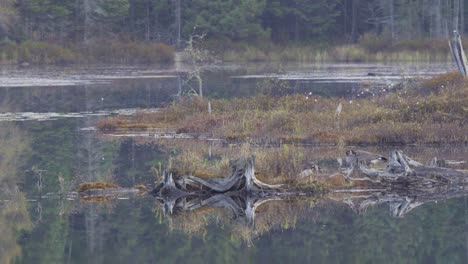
top-left (389, 0), bottom-right (395, 44)
top-left (342, 0), bottom-right (348, 36)
top-left (435, 0), bottom-right (442, 37)
top-left (351, 0), bottom-right (360, 42)
top-left (196, 74), bottom-right (203, 98)
top-left (174, 0), bottom-right (181, 48)
top-left (461, 0), bottom-right (465, 34)
top-left (145, 0), bottom-right (150, 41)
top-left (294, 14), bottom-right (299, 42)
top-left (83, 0), bottom-right (90, 44)
top-left (454, 0), bottom-right (460, 31)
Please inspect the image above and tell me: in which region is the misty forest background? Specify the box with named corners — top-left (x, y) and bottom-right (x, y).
top-left (0, 0), bottom-right (467, 63)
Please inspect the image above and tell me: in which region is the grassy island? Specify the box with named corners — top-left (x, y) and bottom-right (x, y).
top-left (98, 72), bottom-right (468, 146)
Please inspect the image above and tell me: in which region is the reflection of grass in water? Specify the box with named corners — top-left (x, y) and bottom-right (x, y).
top-left (0, 125), bottom-right (30, 185)
top-left (169, 207), bottom-right (229, 238)
top-left (80, 195), bottom-right (118, 203)
top-left (98, 73), bottom-right (468, 145)
top-left (0, 192), bottom-right (32, 264)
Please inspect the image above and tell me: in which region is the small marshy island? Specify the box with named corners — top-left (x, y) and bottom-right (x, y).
top-left (73, 42), bottom-right (468, 246)
top-left (84, 69), bottom-right (468, 240)
top-left (97, 72), bottom-right (468, 145)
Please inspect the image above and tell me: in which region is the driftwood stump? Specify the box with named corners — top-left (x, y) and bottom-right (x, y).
top-left (151, 151), bottom-right (468, 223)
top-left (337, 150), bottom-right (468, 217)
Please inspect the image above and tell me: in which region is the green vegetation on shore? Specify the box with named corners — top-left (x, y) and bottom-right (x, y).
top-left (0, 34), bottom-right (454, 65)
top-left (211, 36), bottom-right (452, 62)
top-left (1, 1), bottom-right (466, 64)
top-left (97, 72), bottom-right (468, 145)
top-left (0, 40), bottom-right (175, 65)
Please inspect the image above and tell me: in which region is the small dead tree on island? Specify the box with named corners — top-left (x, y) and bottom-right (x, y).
top-left (179, 30), bottom-right (209, 98)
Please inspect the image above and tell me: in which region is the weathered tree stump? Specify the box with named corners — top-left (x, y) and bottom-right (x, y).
top-left (149, 150), bottom-right (467, 222)
top-left (336, 150), bottom-right (468, 217)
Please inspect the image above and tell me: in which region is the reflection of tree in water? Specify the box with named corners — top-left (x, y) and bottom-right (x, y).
top-left (74, 87), bottom-right (121, 263)
top-left (20, 136), bottom-right (463, 263)
top-left (154, 188), bottom-right (467, 262)
top-left (75, 85), bottom-right (119, 183)
top-left (0, 192), bottom-right (31, 264)
top-left (0, 124), bottom-right (32, 264)
top-left (17, 114), bottom-right (119, 263)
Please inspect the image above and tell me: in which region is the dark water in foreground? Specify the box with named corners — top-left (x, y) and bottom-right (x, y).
top-left (0, 63), bottom-right (467, 264)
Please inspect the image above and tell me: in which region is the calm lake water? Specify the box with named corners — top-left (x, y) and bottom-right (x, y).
top-left (0, 62), bottom-right (467, 264)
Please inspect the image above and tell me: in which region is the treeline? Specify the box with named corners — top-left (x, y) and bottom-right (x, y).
top-left (0, 0), bottom-right (466, 64)
top-left (1, 0), bottom-right (466, 45)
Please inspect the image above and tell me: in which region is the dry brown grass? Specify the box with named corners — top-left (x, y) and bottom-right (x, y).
top-left (133, 184), bottom-right (148, 192)
top-left (77, 181), bottom-right (120, 193)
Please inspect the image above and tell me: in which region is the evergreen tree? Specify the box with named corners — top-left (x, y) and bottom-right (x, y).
top-left (263, 0), bottom-right (340, 42)
top-left (184, 0), bottom-right (270, 41)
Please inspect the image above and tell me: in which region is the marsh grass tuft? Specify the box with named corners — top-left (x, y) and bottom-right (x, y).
top-left (78, 181), bottom-right (120, 193)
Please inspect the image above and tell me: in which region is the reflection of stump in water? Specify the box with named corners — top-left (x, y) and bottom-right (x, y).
top-left (335, 150), bottom-right (468, 217)
top-left (151, 156), bottom-right (296, 224)
top-left (151, 151), bottom-right (468, 225)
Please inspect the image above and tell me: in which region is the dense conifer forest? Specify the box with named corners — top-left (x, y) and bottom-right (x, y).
top-left (0, 0), bottom-right (466, 63)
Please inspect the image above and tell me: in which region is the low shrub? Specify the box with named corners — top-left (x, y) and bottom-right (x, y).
top-left (358, 33), bottom-right (392, 52)
top-left (0, 41), bottom-right (76, 64)
top-left (331, 45), bottom-right (367, 62)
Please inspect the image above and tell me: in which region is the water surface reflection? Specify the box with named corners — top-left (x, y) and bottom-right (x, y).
top-left (0, 62), bottom-right (466, 263)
